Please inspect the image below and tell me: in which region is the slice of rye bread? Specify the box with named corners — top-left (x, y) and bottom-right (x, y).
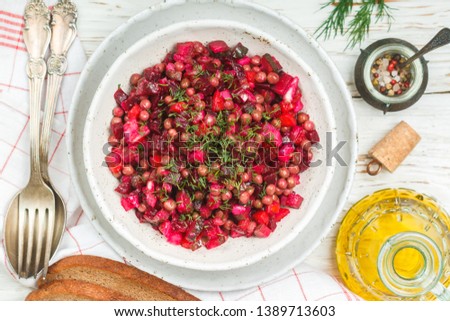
top-left (26, 279), bottom-right (134, 301)
top-left (37, 255), bottom-right (199, 301)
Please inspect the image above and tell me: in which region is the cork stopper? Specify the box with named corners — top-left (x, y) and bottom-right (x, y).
top-left (367, 121), bottom-right (421, 175)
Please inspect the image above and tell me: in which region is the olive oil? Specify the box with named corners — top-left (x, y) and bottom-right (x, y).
top-left (336, 189), bottom-right (450, 300)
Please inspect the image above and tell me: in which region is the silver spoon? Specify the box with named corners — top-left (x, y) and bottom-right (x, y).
top-left (4, 0), bottom-right (55, 279)
top-left (39, 0), bottom-right (78, 279)
top-left (398, 28), bottom-right (450, 69)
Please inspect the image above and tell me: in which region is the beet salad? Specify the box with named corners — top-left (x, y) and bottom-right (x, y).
top-left (105, 40), bottom-right (319, 250)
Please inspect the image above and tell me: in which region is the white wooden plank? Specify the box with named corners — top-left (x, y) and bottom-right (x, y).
top-left (75, 0), bottom-right (450, 95)
top-left (1, 0), bottom-right (449, 297)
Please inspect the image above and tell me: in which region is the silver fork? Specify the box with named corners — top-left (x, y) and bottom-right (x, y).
top-left (4, 0), bottom-right (55, 279)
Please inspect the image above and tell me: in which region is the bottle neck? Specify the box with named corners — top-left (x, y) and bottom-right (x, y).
top-left (377, 232), bottom-right (449, 300)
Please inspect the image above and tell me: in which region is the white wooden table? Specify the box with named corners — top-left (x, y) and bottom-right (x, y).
top-left (1, 0), bottom-right (450, 299)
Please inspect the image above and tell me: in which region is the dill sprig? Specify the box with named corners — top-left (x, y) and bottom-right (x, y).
top-left (315, 0), bottom-right (394, 49)
top-left (169, 87), bottom-right (188, 102)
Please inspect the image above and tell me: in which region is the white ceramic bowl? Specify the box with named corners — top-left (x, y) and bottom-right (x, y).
top-left (82, 6), bottom-right (336, 271)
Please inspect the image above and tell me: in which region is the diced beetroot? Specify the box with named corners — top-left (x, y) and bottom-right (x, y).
top-left (127, 105), bottom-right (141, 120)
top-left (136, 78), bottom-right (159, 96)
top-left (143, 66), bottom-right (162, 82)
top-left (292, 174), bottom-right (300, 185)
top-left (121, 174), bottom-right (132, 184)
top-left (293, 99), bottom-right (304, 113)
top-left (123, 119), bottom-right (150, 144)
top-left (252, 164), bottom-right (265, 174)
top-left (158, 221), bottom-right (182, 245)
top-left (232, 205), bottom-right (251, 221)
top-left (174, 42), bottom-right (194, 63)
top-left (115, 180), bottom-right (131, 195)
top-left (114, 87), bottom-right (128, 106)
top-left (268, 217), bottom-right (277, 231)
top-left (158, 221), bottom-right (171, 235)
top-left (230, 61), bottom-right (246, 83)
top-left (212, 90), bottom-right (224, 112)
top-left (121, 192), bottom-right (140, 211)
top-left (204, 236), bottom-right (226, 249)
top-left (181, 237), bottom-right (202, 251)
top-left (280, 101), bottom-right (294, 113)
top-left (281, 193), bottom-right (304, 209)
top-left (307, 129), bottom-right (320, 144)
top-left (208, 40), bottom-right (229, 53)
top-left (279, 113), bottom-right (297, 127)
top-left (233, 88), bottom-right (256, 104)
top-left (185, 220), bottom-right (203, 242)
top-left (169, 102), bottom-right (187, 113)
top-left (283, 77), bottom-right (299, 103)
top-left (200, 205), bottom-right (212, 218)
top-left (192, 110), bottom-right (205, 124)
top-left (238, 219), bottom-right (256, 236)
top-left (274, 208), bottom-right (290, 222)
top-left (254, 224), bottom-right (272, 238)
top-left (290, 126), bottom-right (306, 145)
top-left (246, 221), bottom-right (257, 237)
top-left (200, 222), bottom-right (227, 249)
top-left (273, 73), bottom-right (294, 95)
top-left (206, 194), bottom-right (221, 210)
top-left (180, 238), bottom-right (193, 249)
top-left (146, 209), bottom-right (170, 224)
top-left (261, 54), bottom-right (282, 73)
top-left (262, 123), bottom-right (282, 147)
top-left (253, 210), bottom-right (269, 225)
top-left (213, 217), bottom-right (225, 226)
top-left (278, 142), bottom-right (295, 162)
top-left (188, 148), bottom-right (205, 164)
top-left (145, 193), bottom-right (157, 208)
top-left (172, 220), bottom-right (188, 233)
top-left (120, 95), bottom-right (140, 111)
top-left (266, 202), bottom-right (280, 216)
top-left (176, 190), bottom-right (193, 214)
top-left (105, 152), bottom-right (122, 174)
top-left (166, 63), bottom-right (182, 81)
top-left (237, 56), bottom-right (251, 66)
top-left (220, 89), bottom-right (232, 101)
top-left (230, 225), bottom-right (246, 238)
top-left (245, 70), bottom-right (256, 83)
top-left (238, 218), bottom-right (250, 230)
top-left (111, 122), bottom-right (124, 139)
top-left (231, 42), bottom-right (249, 59)
top-left (176, 42), bottom-right (194, 56)
top-left (167, 233), bottom-right (183, 245)
top-left (149, 154), bottom-right (162, 167)
top-left (264, 172), bottom-right (278, 185)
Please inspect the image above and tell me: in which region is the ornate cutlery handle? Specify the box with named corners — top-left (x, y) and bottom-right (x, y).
top-left (23, 0), bottom-right (51, 182)
top-left (40, 0), bottom-right (77, 183)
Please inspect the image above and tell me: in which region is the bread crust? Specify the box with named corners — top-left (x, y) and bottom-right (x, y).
top-left (26, 279), bottom-right (134, 301)
top-left (38, 255), bottom-right (199, 301)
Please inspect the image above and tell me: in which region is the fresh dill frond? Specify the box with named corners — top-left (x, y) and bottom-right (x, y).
top-left (315, 0), bottom-right (394, 49)
top-left (221, 72), bottom-right (235, 89)
top-left (315, 0), bottom-right (353, 41)
top-left (170, 87), bottom-right (188, 102)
